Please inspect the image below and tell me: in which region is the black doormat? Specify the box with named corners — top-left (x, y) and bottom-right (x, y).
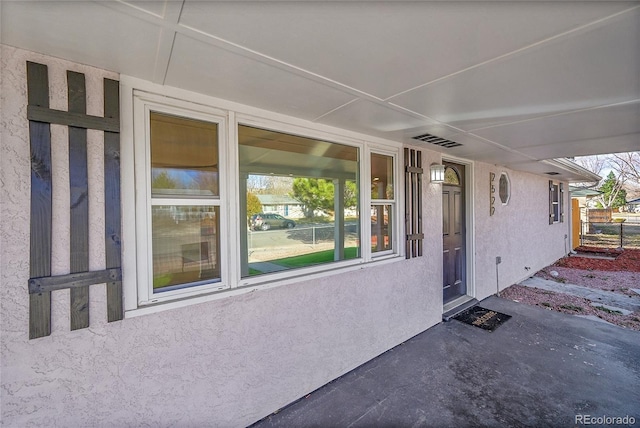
top-left (453, 306), bottom-right (511, 331)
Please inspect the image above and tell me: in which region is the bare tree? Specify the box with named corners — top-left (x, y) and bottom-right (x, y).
top-left (573, 155), bottom-right (609, 179)
top-left (246, 174), bottom-right (293, 195)
top-left (266, 176), bottom-right (294, 195)
top-left (246, 175), bottom-right (270, 193)
top-left (610, 152), bottom-right (640, 185)
top-left (571, 152), bottom-right (639, 209)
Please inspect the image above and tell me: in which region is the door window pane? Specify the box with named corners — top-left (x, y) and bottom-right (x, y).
top-left (150, 112), bottom-right (219, 197)
top-left (444, 167), bottom-right (460, 185)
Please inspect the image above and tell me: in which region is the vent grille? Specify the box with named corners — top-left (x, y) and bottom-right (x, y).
top-left (412, 133), bottom-right (462, 148)
top-left (545, 172), bottom-right (561, 176)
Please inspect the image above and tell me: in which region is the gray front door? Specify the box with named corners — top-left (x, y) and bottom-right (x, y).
top-left (442, 162), bottom-right (466, 304)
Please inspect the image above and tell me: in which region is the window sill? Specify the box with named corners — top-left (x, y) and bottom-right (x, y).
top-left (125, 254), bottom-right (406, 319)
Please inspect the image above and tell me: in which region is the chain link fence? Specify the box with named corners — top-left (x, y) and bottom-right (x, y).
top-left (580, 221), bottom-right (640, 249)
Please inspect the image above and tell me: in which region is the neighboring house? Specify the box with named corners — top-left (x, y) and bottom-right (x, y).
top-left (570, 186), bottom-right (603, 209)
top-left (570, 186), bottom-right (603, 223)
top-left (628, 198), bottom-right (640, 213)
top-left (2, 2), bottom-right (635, 426)
top-left (256, 194), bottom-right (304, 218)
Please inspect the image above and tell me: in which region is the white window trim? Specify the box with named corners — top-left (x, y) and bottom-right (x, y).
top-left (132, 92), bottom-right (231, 305)
top-left (369, 148), bottom-right (399, 258)
top-left (552, 183), bottom-right (560, 223)
top-left (235, 114), bottom-right (369, 288)
top-left (120, 76), bottom-right (405, 316)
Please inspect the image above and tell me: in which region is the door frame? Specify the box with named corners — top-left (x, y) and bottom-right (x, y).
top-left (441, 156), bottom-right (475, 310)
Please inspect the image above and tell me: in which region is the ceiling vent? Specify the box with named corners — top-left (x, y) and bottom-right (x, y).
top-left (412, 133), bottom-right (462, 148)
top-left (545, 172), bottom-right (561, 176)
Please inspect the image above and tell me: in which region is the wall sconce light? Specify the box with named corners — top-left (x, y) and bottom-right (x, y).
top-left (430, 164), bottom-right (445, 183)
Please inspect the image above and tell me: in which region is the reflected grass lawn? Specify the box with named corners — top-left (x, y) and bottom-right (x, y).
top-left (271, 246), bottom-right (359, 268)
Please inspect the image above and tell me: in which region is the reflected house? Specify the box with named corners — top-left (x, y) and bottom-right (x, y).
top-left (256, 194), bottom-right (305, 218)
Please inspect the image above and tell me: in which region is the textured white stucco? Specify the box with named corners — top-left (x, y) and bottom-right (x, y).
top-left (473, 163), bottom-right (570, 300)
top-left (1, 46), bottom-right (442, 427)
top-left (1, 45), bottom-right (570, 427)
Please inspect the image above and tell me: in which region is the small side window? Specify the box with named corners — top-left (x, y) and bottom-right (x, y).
top-left (549, 180), bottom-right (563, 224)
top-left (371, 152), bottom-right (396, 255)
top-left (499, 173), bottom-right (510, 205)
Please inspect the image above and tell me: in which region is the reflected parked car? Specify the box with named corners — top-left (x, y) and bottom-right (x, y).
top-left (250, 213), bottom-right (296, 231)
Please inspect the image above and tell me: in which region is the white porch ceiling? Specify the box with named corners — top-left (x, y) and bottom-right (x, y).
top-left (2, 1), bottom-right (639, 182)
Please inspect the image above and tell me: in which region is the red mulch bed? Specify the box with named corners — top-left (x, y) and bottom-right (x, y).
top-left (555, 247), bottom-right (640, 272)
top-left (502, 246), bottom-right (640, 331)
top-left (501, 285), bottom-right (640, 331)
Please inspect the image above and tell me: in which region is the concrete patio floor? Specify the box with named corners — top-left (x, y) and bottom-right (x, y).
top-left (252, 296), bottom-right (640, 427)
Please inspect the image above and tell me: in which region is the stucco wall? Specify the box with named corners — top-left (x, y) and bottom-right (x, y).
top-left (473, 163), bottom-right (570, 300)
top-left (1, 46), bottom-right (443, 427)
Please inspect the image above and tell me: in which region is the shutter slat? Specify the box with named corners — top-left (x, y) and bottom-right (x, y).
top-left (27, 62), bottom-right (53, 339)
top-left (549, 180), bottom-right (554, 225)
top-left (103, 78), bottom-right (123, 322)
top-left (404, 148), bottom-right (423, 259)
top-left (68, 71), bottom-right (90, 331)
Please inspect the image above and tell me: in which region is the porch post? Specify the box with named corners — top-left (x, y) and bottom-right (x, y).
top-left (240, 173), bottom-right (249, 277)
top-left (334, 178), bottom-right (345, 261)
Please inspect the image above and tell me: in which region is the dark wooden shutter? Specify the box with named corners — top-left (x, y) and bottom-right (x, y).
top-left (559, 183), bottom-right (565, 223)
top-left (549, 180), bottom-right (554, 225)
top-left (27, 61), bottom-right (123, 339)
top-left (404, 148), bottom-right (423, 258)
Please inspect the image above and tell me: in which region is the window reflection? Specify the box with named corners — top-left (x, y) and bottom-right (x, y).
top-left (239, 125), bottom-right (360, 277)
top-left (371, 153), bottom-right (394, 199)
top-left (150, 112), bottom-right (219, 197)
top-left (371, 205), bottom-right (392, 253)
top-left (151, 205), bottom-right (221, 290)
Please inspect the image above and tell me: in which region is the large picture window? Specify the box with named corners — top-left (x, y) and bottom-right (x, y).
top-left (127, 84), bottom-right (402, 311)
top-left (238, 125), bottom-right (360, 277)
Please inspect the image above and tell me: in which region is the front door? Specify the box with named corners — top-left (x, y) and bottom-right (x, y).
top-left (442, 162), bottom-right (466, 304)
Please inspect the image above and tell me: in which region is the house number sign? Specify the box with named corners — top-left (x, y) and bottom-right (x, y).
top-left (490, 172), bottom-right (496, 216)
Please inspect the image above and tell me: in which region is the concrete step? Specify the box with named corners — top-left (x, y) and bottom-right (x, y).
top-left (442, 298), bottom-right (479, 322)
top-left (589, 303), bottom-right (633, 316)
top-left (519, 277), bottom-right (640, 312)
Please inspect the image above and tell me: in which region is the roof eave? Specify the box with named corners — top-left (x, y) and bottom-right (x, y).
top-left (541, 158), bottom-right (602, 184)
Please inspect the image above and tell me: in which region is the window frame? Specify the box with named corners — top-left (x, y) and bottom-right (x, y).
top-left (122, 79), bottom-right (405, 313)
top-left (549, 180), bottom-right (564, 224)
top-left (235, 116), bottom-right (370, 287)
top-left (369, 149), bottom-right (398, 258)
top-left (133, 92), bottom-right (230, 305)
